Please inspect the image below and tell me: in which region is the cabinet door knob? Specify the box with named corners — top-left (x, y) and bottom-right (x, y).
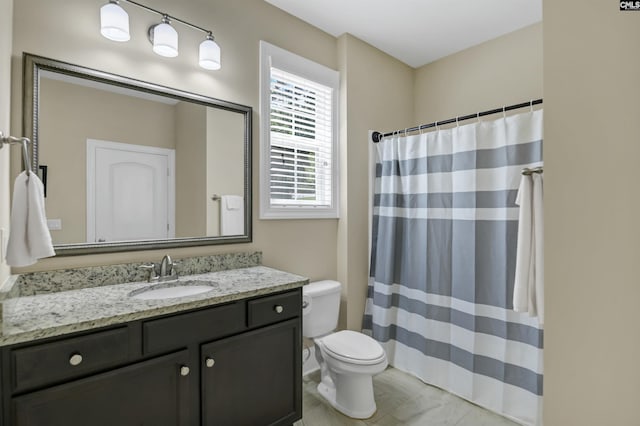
top-left (69, 353), bottom-right (83, 366)
top-left (274, 305), bottom-right (284, 314)
top-left (205, 357), bottom-right (215, 368)
top-left (180, 366), bottom-right (190, 376)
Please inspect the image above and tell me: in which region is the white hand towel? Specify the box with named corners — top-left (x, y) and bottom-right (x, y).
top-left (513, 173), bottom-right (544, 325)
top-left (225, 195), bottom-right (242, 211)
top-left (220, 195), bottom-right (244, 236)
top-left (531, 173), bottom-right (544, 324)
top-left (513, 175), bottom-right (532, 314)
top-left (5, 172), bottom-right (55, 267)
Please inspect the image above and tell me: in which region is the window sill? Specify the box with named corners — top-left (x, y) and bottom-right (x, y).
top-left (259, 207), bottom-right (339, 220)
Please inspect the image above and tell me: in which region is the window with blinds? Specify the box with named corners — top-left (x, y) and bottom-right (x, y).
top-left (260, 41), bottom-right (339, 219)
top-left (269, 68), bottom-right (333, 208)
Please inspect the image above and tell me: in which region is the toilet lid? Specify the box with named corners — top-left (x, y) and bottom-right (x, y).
top-left (321, 330), bottom-right (385, 363)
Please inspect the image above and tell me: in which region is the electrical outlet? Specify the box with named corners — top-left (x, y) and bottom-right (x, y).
top-left (47, 219), bottom-right (62, 231)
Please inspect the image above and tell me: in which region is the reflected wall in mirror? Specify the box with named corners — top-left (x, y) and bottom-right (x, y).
top-left (23, 54), bottom-right (252, 255)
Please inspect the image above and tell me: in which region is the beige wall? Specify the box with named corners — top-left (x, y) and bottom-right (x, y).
top-left (336, 34), bottom-right (414, 329)
top-left (37, 78), bottom-right (175, 244)
top-left (414, 23), bottom-right (542, 123)
top-left (0, 0), bottom-right (13, 287)
top-left (175, 101), bottom-right (207, 238)
top-left (9, 0), bottom-right (340, 281)
top-left (544, 2), bottom-right (640, 425)
top-left (206, 108), bottom-right (245, 237)
top-left (173, 104), bottom-right (245, 238)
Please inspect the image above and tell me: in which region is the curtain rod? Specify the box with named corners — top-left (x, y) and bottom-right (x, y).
top-left (371, 98), bottom-right (543, 143)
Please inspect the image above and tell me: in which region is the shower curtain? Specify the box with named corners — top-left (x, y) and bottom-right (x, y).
top-left (364, 110), bottom-right (543, 425)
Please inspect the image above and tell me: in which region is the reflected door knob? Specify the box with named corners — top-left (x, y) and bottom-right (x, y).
top-left (69, 353), bottom-right (83, 366)
top-left (180, 366), bottom-right (190, 376)
top-left (274, 305), bottom-right (284, 314)
top-left (205, 358), bottom-right (215, 368)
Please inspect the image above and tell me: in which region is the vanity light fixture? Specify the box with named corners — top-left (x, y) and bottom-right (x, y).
top-left (99, 0), bottom-right (221, 69)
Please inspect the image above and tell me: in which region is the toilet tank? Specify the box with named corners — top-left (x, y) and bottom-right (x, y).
top-left (302, 280), bottom-right (341, 338)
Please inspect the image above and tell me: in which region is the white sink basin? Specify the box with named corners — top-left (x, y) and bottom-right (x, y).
top-left (129, 281), bottom-right (217, 300)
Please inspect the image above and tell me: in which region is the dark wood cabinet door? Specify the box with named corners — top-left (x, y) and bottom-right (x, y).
top-left (12, 350), bottom-right (191, 426)
top-left (201, 318), bottom-right (301, 426)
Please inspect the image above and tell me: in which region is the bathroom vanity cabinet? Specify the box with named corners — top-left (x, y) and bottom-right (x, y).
top-left (0, 288), bottom-right (302, 426)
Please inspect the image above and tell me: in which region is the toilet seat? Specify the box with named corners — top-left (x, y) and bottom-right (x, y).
top-left (320, 330), bottom-right (386, 365)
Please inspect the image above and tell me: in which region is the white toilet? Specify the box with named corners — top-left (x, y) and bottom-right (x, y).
top-left (302, 280), bottom-right (388, 419)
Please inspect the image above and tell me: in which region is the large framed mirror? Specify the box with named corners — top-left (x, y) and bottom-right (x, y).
top-left (22, 54), bottom-right (252, 256)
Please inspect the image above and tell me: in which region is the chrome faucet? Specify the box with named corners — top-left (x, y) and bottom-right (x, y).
top-left (139, 255), bottom-right (179, 282)
top-left (159, 255), bottom-right (174, 278)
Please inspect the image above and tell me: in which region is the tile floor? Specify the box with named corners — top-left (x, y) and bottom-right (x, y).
top-left (294, 368), bottom-right (519, 426)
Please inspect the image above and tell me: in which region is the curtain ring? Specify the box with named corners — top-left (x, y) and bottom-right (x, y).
top-left (456, 116), bottom-right (459, 127)
top-left (435, 121), bottom-right (439, 131)
top-left (476, 112), bottom-right (481, 123)
top-left (404, 128), bottom-right (408, 137)
top-left (530, 99), bottom-right (534, 112)
top-left (502, 106), bottom-right (506, 119)
top-left (419, 125), bottom-right (423, 135)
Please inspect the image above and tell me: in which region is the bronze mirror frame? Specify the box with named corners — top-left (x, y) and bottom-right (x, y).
top-left (22, 53), bottom-right (252, 256)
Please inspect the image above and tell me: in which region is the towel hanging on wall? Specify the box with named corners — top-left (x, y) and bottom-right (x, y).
top-left (513, 172), bottom-right (544, 324)
top-left (220, 195), bottom-right (244, 236)
top-left (5, 172), bottom-right (55, 267)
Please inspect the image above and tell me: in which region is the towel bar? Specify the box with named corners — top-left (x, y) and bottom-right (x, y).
top-left (521, 167), bottom-right (543, 176)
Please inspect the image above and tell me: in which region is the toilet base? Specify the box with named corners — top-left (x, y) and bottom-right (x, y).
top-left (317, 373), bottom-right (377, 419)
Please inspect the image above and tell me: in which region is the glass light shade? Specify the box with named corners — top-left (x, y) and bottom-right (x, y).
top-left (199, 38), bottom-right (221, 70)
top-left (100, 2), bottom-right (130, 42)
top-left (152, 22), bottom-right (179, 57)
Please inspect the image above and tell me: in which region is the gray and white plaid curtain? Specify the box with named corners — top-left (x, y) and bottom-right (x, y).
top-left (364, 110), bottom-right (543, 426)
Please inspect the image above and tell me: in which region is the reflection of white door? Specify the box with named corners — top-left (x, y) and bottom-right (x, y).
top-left (87, 139), bottom-right (175, 243)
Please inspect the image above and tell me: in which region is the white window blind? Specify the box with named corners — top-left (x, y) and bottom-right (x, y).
top-left (259, 41), bottom-right (339, 219)
top-left (269, 68), bottom-right (333, 208)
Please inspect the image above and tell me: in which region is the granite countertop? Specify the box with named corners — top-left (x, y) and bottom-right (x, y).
top-left (0, 266), bottom-right (308, 347)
